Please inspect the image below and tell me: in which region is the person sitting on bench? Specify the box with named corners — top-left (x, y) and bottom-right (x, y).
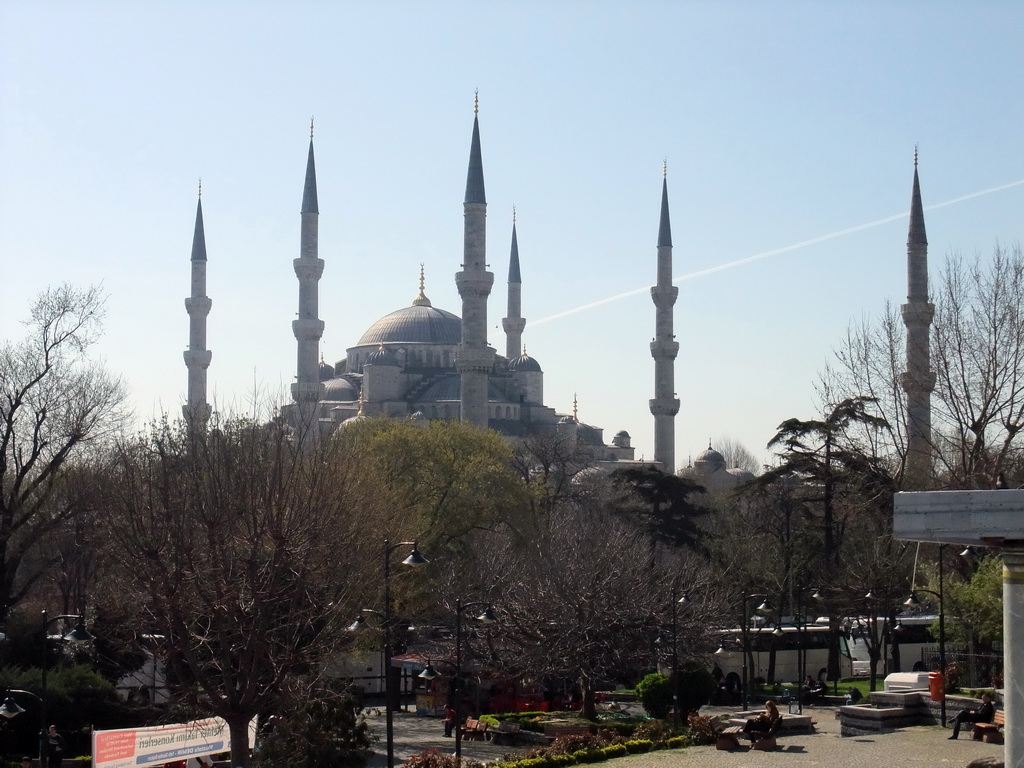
top-left (743, 701), bottom-right (780, 740)
top-left (949, 693), bottom-right (994, 739)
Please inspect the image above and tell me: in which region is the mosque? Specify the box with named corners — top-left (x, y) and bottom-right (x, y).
top-left (181, 101), bottom-right (674, 471)
top-left (181, 100), bottom-right (933, 488)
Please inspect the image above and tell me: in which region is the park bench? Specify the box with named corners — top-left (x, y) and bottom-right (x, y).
top-left (491, 721), bottom-right (522, 745)
top-left (716, 715), bottom-right (781, 751)
top-left (544, 724), bottom-right (593, 742)
top-left (460, 717), bottom-right (490, 741)
top-left (972, 710), bottom-right (1005, 743)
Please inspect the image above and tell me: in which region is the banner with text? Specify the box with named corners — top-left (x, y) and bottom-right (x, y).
top-left (92, 717), bottom-right (238, 768)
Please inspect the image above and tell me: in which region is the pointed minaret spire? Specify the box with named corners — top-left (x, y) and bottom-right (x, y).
top-left (502, 208), bottom-right (526, 359)
top-left (292, 125), bottom-right (326, 444)
top-left (183, 182), bottom-right (212, 429)
top-left (650, 163), bottom-right (680, 473)
top-left (901, 148), bottom-right (935, 485)
top-left (455, 93), bottom-right (495, 426)
top-left (412, 263), bottom-right (432, 307)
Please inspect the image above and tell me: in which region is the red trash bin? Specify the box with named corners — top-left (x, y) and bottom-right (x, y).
top-left (929, 671), bottom-right (945, 701)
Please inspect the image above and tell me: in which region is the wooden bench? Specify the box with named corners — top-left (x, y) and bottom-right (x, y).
top-left (972, 710), bottom-right (1005, 743)
top-left (459, 717), bottom-right (490, 741)
top-left (716, 725), bottom-right (744, 750)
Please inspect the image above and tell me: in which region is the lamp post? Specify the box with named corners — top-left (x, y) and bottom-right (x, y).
top-left (669, 590), bottom-right (687, 725)
top-left (740, 594), bottom-right (771, 711)
top-left (420, 601), bottom-right (496, 760)
top-left (793, 588), bottom-right (822, 714)
top-left (0, 690), bottom-right (42, 767)
top-left (905, 556), bottom-right (947, 726)
top-left (382, 541), bottom-right (428, 768)
top-left (38, 612), bottom-right (92, 768)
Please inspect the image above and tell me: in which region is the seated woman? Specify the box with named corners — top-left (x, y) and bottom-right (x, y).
top-left (743, 700), bottom-right (781, 740)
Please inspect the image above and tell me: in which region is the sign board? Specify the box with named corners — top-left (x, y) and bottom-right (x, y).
top-left (893, 489), bottom-right (1024, 546)
top-left (92, 717), bottom-right (255, 768)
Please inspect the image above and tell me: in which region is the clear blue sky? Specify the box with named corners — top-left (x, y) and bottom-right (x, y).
top-left (2, 1), bottom-right (1021, 468)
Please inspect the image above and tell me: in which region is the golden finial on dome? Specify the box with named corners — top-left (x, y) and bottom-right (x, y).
top-left (357, 388), bottom-right (365, 416)
top-left (412, 263), bottom-right (432, 307)
top-left (522, 345), bottom-right (527, 356)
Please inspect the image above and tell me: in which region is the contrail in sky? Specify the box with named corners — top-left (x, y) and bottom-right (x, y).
top-left (532, 178), bottom-right (1024, 326)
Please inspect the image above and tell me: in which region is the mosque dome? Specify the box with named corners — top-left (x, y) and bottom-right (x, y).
top-left (508, 352), bottom-right (542, 372)
top-left (364, 345), bottom-right (399, 367)
top-left (319, 361), bottom-right (336, 380)
top-left (695, 445), bottom-right (726, 467)
top-left (323, 377), bottom-right (359, 401)
top-left (727, 467), bottom-right (756, 485)
top-left (357, 304), bottom-right (462, 346)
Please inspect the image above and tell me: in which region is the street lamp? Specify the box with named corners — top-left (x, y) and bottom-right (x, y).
top-left (740, 594), bottom-right (771, 711)
top-left (669, 590), bottom-right (687, 726)
top-left (382, 540), bottom-right (428, 768)
top-left (905, 548), bottom-right (947, 726)
top-left (0, 689), bottom-right (42, 766)
top-left (420, 601), bottom-right (496, 760)
top-left (38, 612), bottom-right (92, 768)
top-left (793, 587), bottom-right (822, 714)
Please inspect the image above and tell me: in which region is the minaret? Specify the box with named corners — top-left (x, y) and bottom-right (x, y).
top-left (291, 120), bottom-right (325, 440)
top-left (183, 180), bottom-right (212, 428)
top-left (649, 163), bottom-right (680, 473)
top-left (455, 93), bottom-right (495, 427)
top-left (901, 149), bottom-right (935, 485)
top-left (502, 208), bottom-right (525, 360)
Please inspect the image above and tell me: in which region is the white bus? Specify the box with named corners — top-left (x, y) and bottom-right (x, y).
top-left (845, 614), bottom-right (940, 676)
top-left (712, 624), bottom-right (853, 686)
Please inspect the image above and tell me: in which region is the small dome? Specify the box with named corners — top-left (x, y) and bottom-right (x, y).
top-left (322, 377), bottom-right (358, 401)
top-left (558, 415), bottom-right (575, 425)
top-left (615, 430), bottom-right (630, 438)
top-left (508, 353), bottom-right (542, 373)
top-left (364, 345), bottom-right (399, 367)
top-left (319, 361), bottom-right (336, 380)
top-left (409, 411), bottom-right (427, 420)
top-left (727, 467), bottom-right (756, 484)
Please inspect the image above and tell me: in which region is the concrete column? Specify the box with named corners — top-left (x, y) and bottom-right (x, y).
top-left (1004, 549), bottom-right (1024, 768)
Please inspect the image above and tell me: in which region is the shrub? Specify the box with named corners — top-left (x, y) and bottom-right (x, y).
top-left (600, 745), bottom-right (627, 758)
top-left (403, 750), bottom-right (484, 768)
top-left (666, 735), bottom-right (686, 749)
top-left (631, 719), bottom-right (673, 743)
top-left (623, 740), bottom-right (652, 754)
top-left (548, 733), bottom-right (605, 756)
top-left (635, 672), bottom-right (672, 718)
top-left (674, 660), bottom-right (717, 715)
top-left (548, 755), bottom-right (577, 767)
top-left (571, 749), bottom-right (606, 764)
top-left (683, 712), bottom-right (718, 747)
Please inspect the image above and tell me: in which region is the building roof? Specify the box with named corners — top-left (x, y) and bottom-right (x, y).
top-left (357, 304), bottom-right (462, 346)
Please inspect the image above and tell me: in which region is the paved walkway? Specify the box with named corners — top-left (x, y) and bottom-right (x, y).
top-left (365, 706), bottom-right (1004, 768)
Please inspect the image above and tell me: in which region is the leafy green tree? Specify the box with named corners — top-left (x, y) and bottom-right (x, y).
top-left (636, 672), bottom-right (672, 718)
top-left (940, 553), bottom-right (1002, 648)
top-left (674, 659), bottom-right (716, 716)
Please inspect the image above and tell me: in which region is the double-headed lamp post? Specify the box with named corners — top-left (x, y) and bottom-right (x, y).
top-left (381, 541), bottom-right (428, 768)
top-left (740, 594), bottom-right (772, 711)
top-left (420, 600), bottom-right (496, 760)
top-left (905, 579), bottom-right (946, 727)
top-left (0, 689), bottom-right (43, 766)
top-left (669, 590), bottom-right (687, 725)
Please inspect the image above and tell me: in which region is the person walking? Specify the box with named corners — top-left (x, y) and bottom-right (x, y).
top-left (45, 726), bottom-right (66, 768)
top-left (443, 703), bottom-right (457, 737)
top-left (949, 692), bottom-right (995, 739)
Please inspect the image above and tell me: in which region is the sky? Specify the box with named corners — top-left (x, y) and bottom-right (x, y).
top-left (2, 1), bottom-right (1022, 470)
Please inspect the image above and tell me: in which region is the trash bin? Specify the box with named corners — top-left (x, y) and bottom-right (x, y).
top-left (929, 671), bottom-right (945, 701)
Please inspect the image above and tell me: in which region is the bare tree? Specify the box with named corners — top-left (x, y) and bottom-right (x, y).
top-left (0, 284), bottom-right (127, 620)
top-left (100, 414), bottom-right (369, 766)
top-left (713, 437), bottom-right (763, 474)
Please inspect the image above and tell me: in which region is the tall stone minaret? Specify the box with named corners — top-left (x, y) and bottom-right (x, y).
top-left (649, 164), bottom-right (680, 473)
top-left (183, 182), bottom-right (212, 428)
top-left (502, 209), bottom-right (525, 360)
top-left (455, 94), bottom-right (495, 427)
top-left (901, 149), bottom-right (935, 485)
top-left (291, 122), bottom-right (325, 440)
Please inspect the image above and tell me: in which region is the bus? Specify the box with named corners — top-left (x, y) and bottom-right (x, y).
top-left (845, 614), bottom-right (940, 676)
top-left (712, 624), bottom-right (853, 685)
